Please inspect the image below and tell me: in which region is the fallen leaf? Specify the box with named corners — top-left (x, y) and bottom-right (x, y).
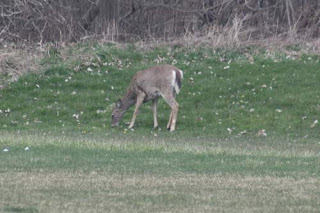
top-left (258, 129), bottom-right (267, 137)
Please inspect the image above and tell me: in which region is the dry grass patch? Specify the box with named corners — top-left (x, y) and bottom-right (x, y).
top-left (0, 44), bottom-right (43, 87)
top-left (1, 171), bottom-right (319, 212)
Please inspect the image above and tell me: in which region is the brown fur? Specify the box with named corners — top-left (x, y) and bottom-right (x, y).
top-left (111, 64), bottom-right (183, 131)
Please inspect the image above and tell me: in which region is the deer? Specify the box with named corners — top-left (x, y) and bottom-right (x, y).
top-left (111, 64), bottom-right (183, 131)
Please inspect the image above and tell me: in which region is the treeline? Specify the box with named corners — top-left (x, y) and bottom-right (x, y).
top-left (0, 0), bottom-right (319, 43)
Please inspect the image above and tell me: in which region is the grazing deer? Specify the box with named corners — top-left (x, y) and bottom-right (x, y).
top-left (111, 64), bottom-right (183, 131)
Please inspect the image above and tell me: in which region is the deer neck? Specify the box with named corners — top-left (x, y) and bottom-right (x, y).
top-left (120, 90), bottom-right (137, 110)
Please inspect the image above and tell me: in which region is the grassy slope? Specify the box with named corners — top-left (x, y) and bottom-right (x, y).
top-left (0, 43), bottom-right (320, 212)
top-left (1, 44), bottom-right (319, 138)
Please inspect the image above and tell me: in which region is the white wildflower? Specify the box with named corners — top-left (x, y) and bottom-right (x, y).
top-left (72, 114), bottom-right (80, 120)
top-left (311, 120), bottom-right (318, 128)
top-left (224, 66), bottom-right (230, 70)
top-left (96, 110), bottom-right (106, 114)
top-left (240, 130), bottom-right (247, 135)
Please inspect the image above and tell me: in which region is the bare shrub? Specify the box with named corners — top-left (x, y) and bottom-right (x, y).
top-left (0, 0), bottom-right (319, 44)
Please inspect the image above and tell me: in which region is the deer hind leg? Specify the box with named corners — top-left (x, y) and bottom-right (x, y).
top-left (162, 95), bottom-right (179, 132)
top-left (167, 111), bottom-right (173, 130)
top-left (128, 93), bottom-right (146, 129)
top-left (152, 98), bottom-right (159, 129)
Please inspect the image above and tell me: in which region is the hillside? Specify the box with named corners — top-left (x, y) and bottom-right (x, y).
top-left (1, 43), bottom-right (320, 139)
top-left (0, 43), bottom-right (320, 212)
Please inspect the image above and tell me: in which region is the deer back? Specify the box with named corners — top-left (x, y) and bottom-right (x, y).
top-left (129, 65), bottom-right (183, 101)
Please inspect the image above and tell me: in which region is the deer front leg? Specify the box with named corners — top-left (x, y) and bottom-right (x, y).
top-left (152, 98), bottom-right (159, 129)
top-left (128, 93), bottom-right (145, 129)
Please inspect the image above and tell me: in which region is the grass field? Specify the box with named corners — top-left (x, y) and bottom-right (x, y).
top-left (0, 43), bottom-right (320, 212)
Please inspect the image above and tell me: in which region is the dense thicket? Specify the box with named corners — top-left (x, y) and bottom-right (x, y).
top-left (1, 0), bottom-right (319, 43)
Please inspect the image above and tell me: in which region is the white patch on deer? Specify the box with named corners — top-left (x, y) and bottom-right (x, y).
top-left (171, 70), bottom-right (180, 94)
top-left (178, 69), bottom-right (184, 79)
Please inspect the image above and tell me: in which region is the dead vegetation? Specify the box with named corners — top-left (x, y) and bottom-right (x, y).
top-left (0, 36), bottom-right (319, 90)
top-left (1, 0), bottom-right (320, 80)
top-left (1, 0), bottom-right (320, 43)
top-left (0, 44), bottom-right (43, 87)
top-left (1, 0), bottom-right (320, 88)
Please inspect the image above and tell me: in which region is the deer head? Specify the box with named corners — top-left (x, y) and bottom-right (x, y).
top-left (111, 99), bottom-right (126, 126)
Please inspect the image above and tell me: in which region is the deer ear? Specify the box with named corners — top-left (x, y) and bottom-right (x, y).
top-left (116, 99), bottom-right (122, 108)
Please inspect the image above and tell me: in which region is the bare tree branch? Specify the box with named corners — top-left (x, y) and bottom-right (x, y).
top-left (80, 0), bottom-right (102, 31)
top-left (0, 0), bottom-right (319, 43)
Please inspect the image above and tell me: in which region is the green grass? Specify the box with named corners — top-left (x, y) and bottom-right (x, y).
top-left (0, 43), bottom-right (320, 212)
top-left (1, 44), bottom-right (319, 138)
top-left (1, 134), bottom-right (319, 177)
top-left (0, 132), bottom-right (320, 212)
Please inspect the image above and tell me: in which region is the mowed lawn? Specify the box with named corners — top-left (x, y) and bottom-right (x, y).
top-left (0, 44), bottom-right (320, 212)
top-left (1, 132), bottom-right (320, 212)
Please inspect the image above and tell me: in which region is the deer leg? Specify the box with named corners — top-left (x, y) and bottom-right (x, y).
top-left (169, 103), bottom-right (179, 131)
top-left (167, 111), bottom-right (173, 130)
top-left (128, 93), bottom-right (145, 129)
top-left (152, 98), bottom-right (159, 129)
top-left (163, 95), bottom-right (179, 132)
